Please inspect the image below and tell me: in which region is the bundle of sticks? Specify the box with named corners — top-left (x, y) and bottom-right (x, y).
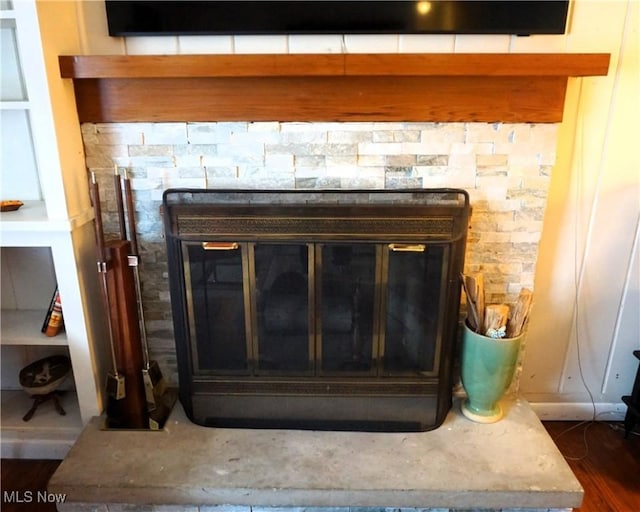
top-left (461, 272), bottom-right (533, 339)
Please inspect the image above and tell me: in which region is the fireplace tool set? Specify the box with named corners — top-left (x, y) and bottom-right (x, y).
top-left (90, 168), bottom-right (173, 430)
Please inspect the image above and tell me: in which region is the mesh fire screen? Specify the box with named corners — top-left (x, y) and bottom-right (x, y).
top-left (163, 189), bottom-right (469, 431)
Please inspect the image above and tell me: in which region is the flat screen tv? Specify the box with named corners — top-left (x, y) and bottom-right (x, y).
top-left (105, 1), bottom-right (570, 36)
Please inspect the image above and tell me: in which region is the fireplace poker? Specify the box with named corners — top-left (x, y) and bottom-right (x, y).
top-left (113, 165), bottom-right (127, 240)
top-left (122, 170), bottom-right (167, 416)
top-left (89, 172), bottom-right (126, 400)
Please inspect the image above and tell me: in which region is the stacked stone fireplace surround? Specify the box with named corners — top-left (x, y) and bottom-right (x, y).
top-left (48, 120), bottom-right (584, 512)
top-left (82, 120), bottom-right (558, 390)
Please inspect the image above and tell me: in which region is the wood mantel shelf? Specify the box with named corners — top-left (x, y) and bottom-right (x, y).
top-left (59, 53), bottom-right (610, 123)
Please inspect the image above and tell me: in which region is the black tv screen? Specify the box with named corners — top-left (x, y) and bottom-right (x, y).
top-left (105, 1), bottom-right (570, 36)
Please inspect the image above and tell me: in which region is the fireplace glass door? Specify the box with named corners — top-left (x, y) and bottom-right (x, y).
top-left (184, 240), bottom-right (446, 378)
top-left (253, 243), bottom-right (310, 373)
top-left (184, 242), bottom-right (248, 374)
top-left (319, 244), bottom-right (377, 374)
top-left (383, 244), bottom-right (445, 376)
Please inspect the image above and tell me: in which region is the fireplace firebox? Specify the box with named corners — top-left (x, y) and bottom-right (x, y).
top-left (163, 189), bottom-right (469, 431)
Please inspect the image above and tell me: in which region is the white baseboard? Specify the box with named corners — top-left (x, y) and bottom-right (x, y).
top-left (530, 401), bottom-right (628, 421)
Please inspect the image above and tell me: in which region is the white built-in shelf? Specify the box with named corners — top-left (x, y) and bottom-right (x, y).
top-left (1, 309), bottom-right (68, 346)
top-left (0, 201), bottom-right (68, 234)
top-left (1, 389), bottom-right (81, 431)
top-left (1, 1), bottom-right (105, 457)
top-left (0, 202), bottom-right (94, 243)
top-left (0, 389), bottom-right (82, 459)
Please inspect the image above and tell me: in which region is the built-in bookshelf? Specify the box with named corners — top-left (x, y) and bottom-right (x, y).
top-left (0, 0), bottom-right (106, 459)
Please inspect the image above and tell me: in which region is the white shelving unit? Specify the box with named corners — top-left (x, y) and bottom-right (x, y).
top-left (0, 0), bottom-right (108, 459)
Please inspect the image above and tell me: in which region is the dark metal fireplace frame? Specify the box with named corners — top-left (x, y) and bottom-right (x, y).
top-left (163, 189), bottom-right (469, 432)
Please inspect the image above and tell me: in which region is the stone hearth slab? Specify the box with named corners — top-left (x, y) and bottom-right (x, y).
top-left (48, 397), bottom-right (582, 511)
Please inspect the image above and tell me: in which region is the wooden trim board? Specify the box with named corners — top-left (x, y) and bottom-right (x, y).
top-left (59, 53), bottom-right (610, 123)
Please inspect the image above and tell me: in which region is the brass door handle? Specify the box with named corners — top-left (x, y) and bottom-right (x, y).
top-left (202, 242), bottom-right (239, 251)
top-left (388, 243), bottom-right (425, 252)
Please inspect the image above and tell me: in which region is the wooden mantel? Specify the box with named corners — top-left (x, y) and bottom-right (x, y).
top-left (59, 53), bottom-right (610, 123)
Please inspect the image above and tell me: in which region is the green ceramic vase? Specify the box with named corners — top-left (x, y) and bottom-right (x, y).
top-left (460, 321), bottom-right (523, 423)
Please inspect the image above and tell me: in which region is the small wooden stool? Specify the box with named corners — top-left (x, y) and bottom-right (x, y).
top-left (23, 390), bottom-right (67, 422)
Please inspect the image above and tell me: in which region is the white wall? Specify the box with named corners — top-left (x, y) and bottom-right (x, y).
top-left (521, 0), bottom-right (640, 420)
top-left (68, 0), bottom-right (639, 419)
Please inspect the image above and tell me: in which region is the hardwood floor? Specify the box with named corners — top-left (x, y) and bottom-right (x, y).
top-left (1, 422), bottom-right (638, 511)
top-left (1, 459), bottom-right (61, 512)
top-left (543, 421), bottom-right (640, 512)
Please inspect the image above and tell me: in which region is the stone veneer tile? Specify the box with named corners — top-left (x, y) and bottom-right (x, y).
top-left (279, 131), bottom-right (328, 145)
top-left (93, 123), bottom-right (147, 145)
top-left (248, 122), bottom-right (280, 132)
top-left (328, 131), bottom-right (374, 144)
top-left (417, 155), bottom-right (449, 166)
top-left (81, 121), bottom-right (558, 385)
top-left (447, 152), bottom-right (475, 170)
top-left (385, 155), bottom-right (417, 167)
top-left (326, 155), bottom-right (359, 167)
top-left (140, 124), bottom-right (187, 145)
top-left (476, 154), bottom-right (509, 166)
top-left (357, 142), bottom-right (404, 156)
top-left (421, 123), bottom-right (465, 140)
top-left (128, 156), bottom-right (175, 168)
top-left (296, 177), bottom-right (342, 189)
top-left (465, 122), bottom-right (514, 144)
top-left (372, 130), bottom-right (422, 143)
top-left (129, 145), bottom-right (174, 157)
top-left (175, 143), bottom-right (218, 155)
top-left (451, 142), bottom-right (494, 155)
top-left (358, 155), bottom-right (387, 167)
top-left (188, 123), bottom-right (249, 144)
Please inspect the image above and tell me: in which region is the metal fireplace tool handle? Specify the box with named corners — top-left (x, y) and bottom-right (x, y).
top-left (89, 172), bottom-right (126, 400)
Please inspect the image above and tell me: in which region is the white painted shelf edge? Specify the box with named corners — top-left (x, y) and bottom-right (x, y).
top-left (0, 200), bottom-right (94, 238)
top-left (1, 309), bottom-right (68, 346)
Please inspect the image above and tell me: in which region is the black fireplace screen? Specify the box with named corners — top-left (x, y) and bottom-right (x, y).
top-left (164, 189), bottom-right (469, 431)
